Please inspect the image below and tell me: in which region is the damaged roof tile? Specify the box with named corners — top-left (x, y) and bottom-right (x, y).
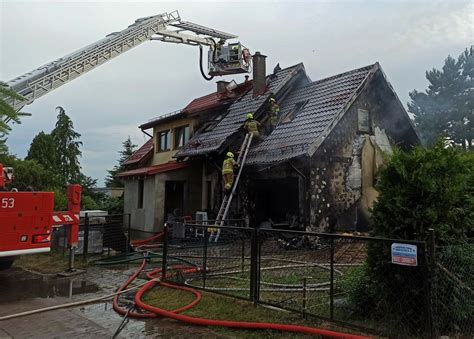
top-left (246, 64), bottom-right (377, 165)
top-left (175, 63), bottom-right (307, 158)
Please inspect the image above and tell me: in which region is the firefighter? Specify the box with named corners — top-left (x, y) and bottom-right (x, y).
top-left (244, 113), bottom-right (261, 139)
top-left (214, 39), bottom-right (226, 62)
top-left (222, 152), bottom-right (238, 192)
top-left (268, 97), bottom-right (280, 131)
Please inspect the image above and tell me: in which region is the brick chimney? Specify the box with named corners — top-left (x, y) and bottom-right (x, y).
top-left (252, 51), bottom-right (267, 97)
top-left (216, 80), bottom-right (230, 94)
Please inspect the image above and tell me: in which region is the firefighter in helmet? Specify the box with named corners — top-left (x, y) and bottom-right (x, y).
top-left (222, 151), bottom-right (238, 192)
top-left (244, 113), bottom-right (261, 139)
top-left (267, 97), bottom-right (280, 132)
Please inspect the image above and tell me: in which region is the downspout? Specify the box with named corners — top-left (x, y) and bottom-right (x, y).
top-left (289, 161), bottom-right (308, 229)
top-left (141, 129), bottom-right (153, 138)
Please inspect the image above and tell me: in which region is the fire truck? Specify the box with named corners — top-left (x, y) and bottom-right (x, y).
top-left (0, 11), bottom-right (251, 270)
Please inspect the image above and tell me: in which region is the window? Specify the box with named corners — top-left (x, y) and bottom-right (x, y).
top-left (137, 179), bottom-right (144, 209)
top-left (358, 109), bottom-right (370, 133)
top-left (157, 130), bottom-right (171, 152)
top-left (174, 125), bottom-right (190, 149)
top-left (281, 99), bottom-right (309, 124)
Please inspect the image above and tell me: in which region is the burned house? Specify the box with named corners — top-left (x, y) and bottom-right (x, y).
top-left (176, 54), bottom-right (419, 232)
top-left (120, 52), bottom-right (419, 233)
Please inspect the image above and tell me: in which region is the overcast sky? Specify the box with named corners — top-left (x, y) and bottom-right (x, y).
top-left (1, 0), bottom-right (472, 185)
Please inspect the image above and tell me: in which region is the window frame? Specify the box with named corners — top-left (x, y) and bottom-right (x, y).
top-left (157, 129), bottom-right (171, 152)
top-left (173, 125), bottom-right (191, 150)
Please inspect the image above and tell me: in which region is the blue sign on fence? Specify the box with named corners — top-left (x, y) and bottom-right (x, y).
top-left (391, 243), bottom-right (418, 266)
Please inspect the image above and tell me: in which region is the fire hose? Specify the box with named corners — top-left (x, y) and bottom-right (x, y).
top-left (113, 258), bottom-right (369, 338)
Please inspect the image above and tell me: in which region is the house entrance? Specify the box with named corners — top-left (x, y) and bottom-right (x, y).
top-left (165, 181), bottom-right (185, 220)
top-left (253, 178), bottom-right (299, 228)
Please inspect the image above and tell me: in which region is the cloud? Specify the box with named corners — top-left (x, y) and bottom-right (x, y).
top-left (1, 0), bottom-right (472, 185)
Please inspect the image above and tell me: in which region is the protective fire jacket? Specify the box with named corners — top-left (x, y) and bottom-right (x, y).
top-left (222, 158), bottom-right (237, 174)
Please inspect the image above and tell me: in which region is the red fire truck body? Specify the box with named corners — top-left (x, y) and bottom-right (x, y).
top-left (0, 164), bottom-right (81, 270)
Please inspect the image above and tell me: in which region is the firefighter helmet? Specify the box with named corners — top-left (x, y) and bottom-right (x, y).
top-left (226, 152), bottom-right (234, 158)
top-left (246, 113), bottom-right (254, 120)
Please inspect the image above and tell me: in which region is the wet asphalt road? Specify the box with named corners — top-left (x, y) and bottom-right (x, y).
top-left (0, 267), bottom-right (224, 338)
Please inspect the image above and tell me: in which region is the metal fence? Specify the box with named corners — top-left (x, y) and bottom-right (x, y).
top-left (51, 213), bottom-right (132, 259)
top-left (432, 242), bottom-right (474, 336)
top-left (161, 222), bottom-right (473, 337)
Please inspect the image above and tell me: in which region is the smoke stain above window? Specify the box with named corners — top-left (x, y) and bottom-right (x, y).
top-left (281, 99), bottom-right (309, 124)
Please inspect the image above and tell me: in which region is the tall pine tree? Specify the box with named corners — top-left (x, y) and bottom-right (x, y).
top-left (51, 106), bottom-right (82, 184)
top-left (26, 131), bottom-right (58, 172)
top-left (409, 46), bottom-right (473, 149)
top-left (105, 136), bottom-right (137, 188)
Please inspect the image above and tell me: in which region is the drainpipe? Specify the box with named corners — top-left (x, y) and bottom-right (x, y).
top-left (289, 162), bottom-right (308, 229)
top-left (141, 128), bottom-right (153, 138)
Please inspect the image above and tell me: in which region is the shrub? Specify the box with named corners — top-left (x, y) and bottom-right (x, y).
top-left (347, 142), bottom-right (473, 334)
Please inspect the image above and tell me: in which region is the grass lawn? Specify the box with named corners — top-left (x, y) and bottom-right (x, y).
top-left (142, 284), bottom-right (363, 338)
top-left (14, 251), bottom-right (88, 274)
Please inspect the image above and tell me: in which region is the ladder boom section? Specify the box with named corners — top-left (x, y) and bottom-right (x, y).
top-left (6, 11), bottom-right (181, 111)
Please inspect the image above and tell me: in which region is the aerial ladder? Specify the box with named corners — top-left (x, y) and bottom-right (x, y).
top-left (5, 10), bottom-right (251, 112)
top-left (0, 11), bottom-right (252, 269)
top-left (209, 133), bottom-right (253, 242)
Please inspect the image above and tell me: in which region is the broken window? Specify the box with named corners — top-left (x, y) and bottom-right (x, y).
top-left (174, 125), bottom-right (190, 149)
top-left (281, 99), bottom-right (309, 124)
top-left (157, 130), bottom-right (171, 152)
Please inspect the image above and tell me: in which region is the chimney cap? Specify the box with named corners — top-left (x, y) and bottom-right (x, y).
top-left (254, 51), bottom-right (267, 58)
top-left (216, 80), bottom-right (231, 93)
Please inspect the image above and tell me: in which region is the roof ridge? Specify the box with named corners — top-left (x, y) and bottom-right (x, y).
top-left (309, 63), bottom-right (377, 86)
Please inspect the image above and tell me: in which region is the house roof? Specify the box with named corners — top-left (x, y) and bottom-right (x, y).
top-left (139, 110), bottom-right (185, 130)
top-left (139, 82), bottom-right (251, 130)
top-left (116, 161), bottom-right (191, 178)
top-left (123, 138), bottom-right (154, 166)
top-left (184, 81), bottom-right (251, 115)
top-left (175, 63), bottom-right (307, 158)
top-left (246, 64), bottom-right (378, 165)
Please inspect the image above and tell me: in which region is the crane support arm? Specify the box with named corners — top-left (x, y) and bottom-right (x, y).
top-left (5, 11), bottom-right (243, 111)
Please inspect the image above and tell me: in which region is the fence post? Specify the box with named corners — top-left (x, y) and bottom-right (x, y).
top-left (425, 229), bottom-right (436, 338)
top-left (330, 236), bottom-right (335, 320)
top-left (203, 227), bottom-right (208, 289)
top-left (249, 228), bottom-right (258, 305)
top-left (329, 221), bottom-right (335, 321)
top-left (161, 223), bottom-right (169, 281)
top-left (302, 277), bottom-right (308, 319)
top-left (241, 237), bottom-right (245, 273)
top-left (126, 214), bottom-right (131, 255)
top-left (256, 229), bottom-right (261, 303)
top-left (83, 213), bottom-right (89, 261)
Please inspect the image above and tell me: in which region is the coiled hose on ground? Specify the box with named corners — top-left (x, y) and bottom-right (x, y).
top-left (113, 256), bottom-right (369, 339)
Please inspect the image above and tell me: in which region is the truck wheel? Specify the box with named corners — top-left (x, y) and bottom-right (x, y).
top-left (0, 259), bottom-right (14, 270)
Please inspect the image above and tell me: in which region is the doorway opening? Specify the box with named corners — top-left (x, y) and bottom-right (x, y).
top-left (253, 178), bottom-right (299, 228)
top-left (165, 181), bottom-right (185, 220)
